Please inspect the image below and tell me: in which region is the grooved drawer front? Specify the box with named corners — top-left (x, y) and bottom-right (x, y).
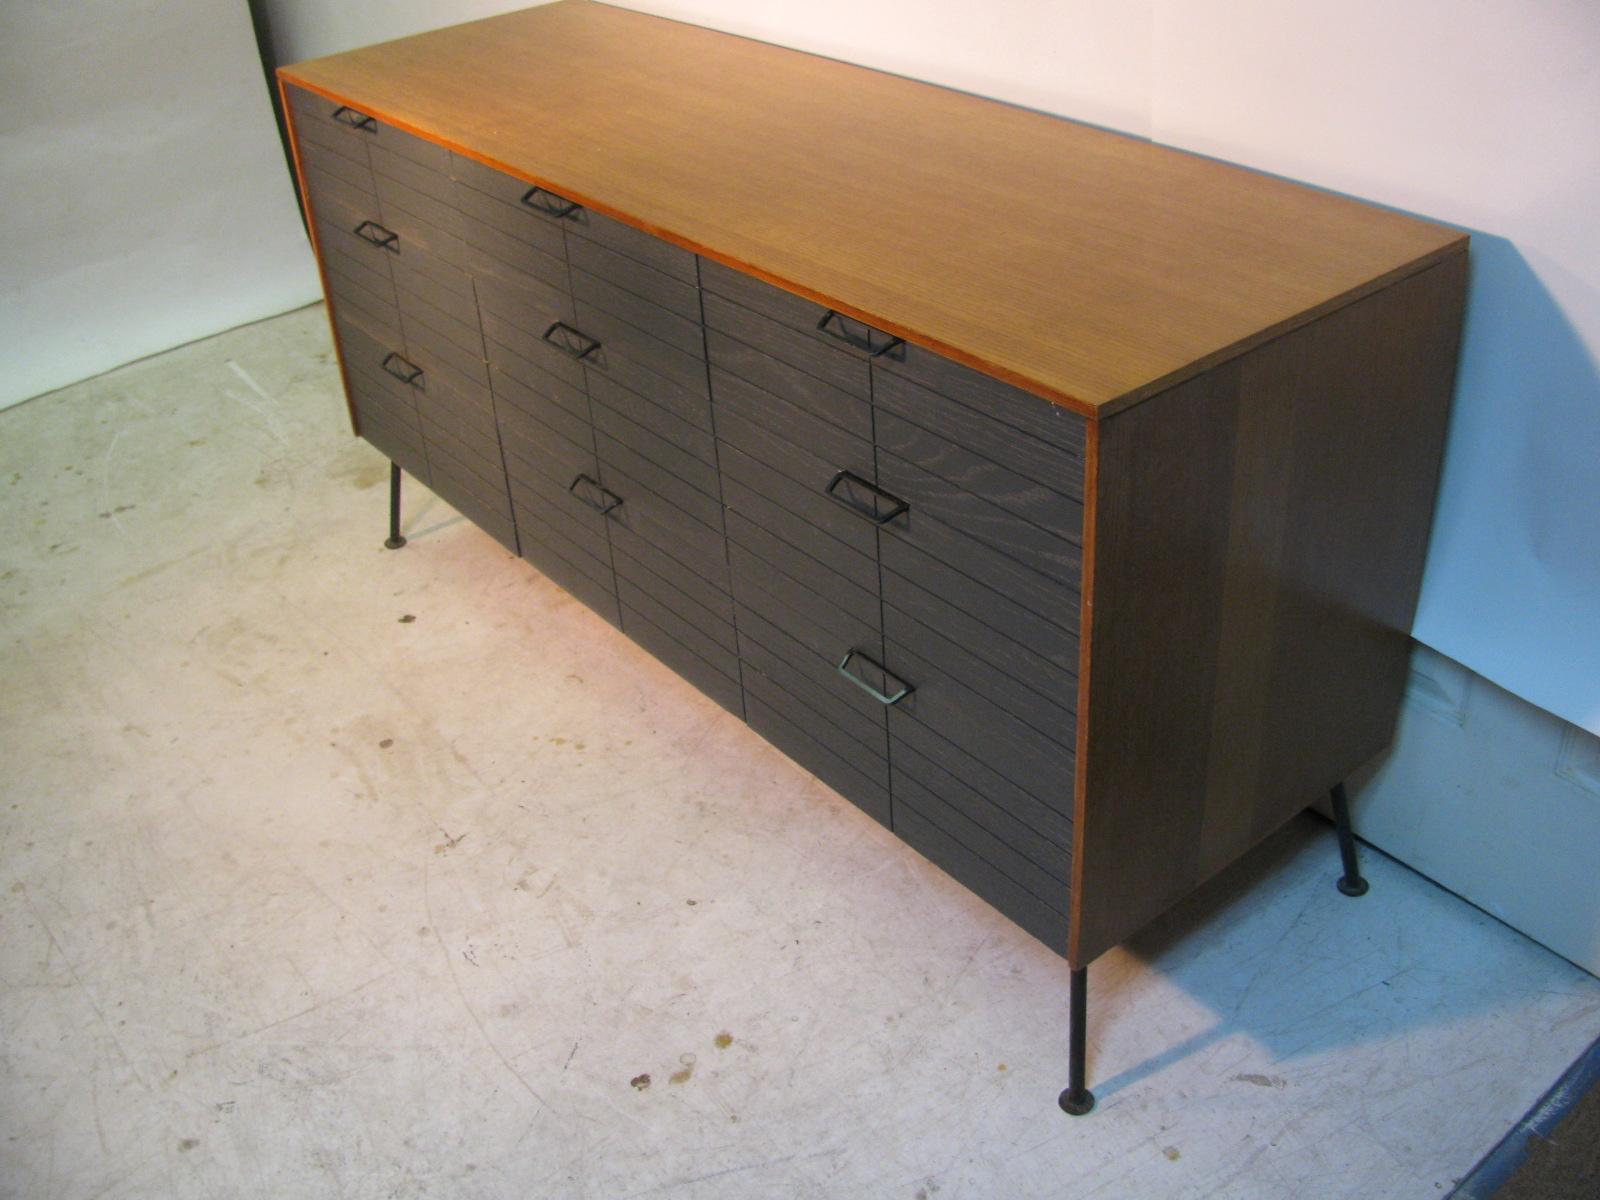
top-left (568, 235), bottom-right (699, 319)
top-left (706, 330), bottom-right (870, 439)
top-left (746, 693), bottom-right (891, 828)
top-left (564, 206), bottom-right (697, 283)
top-left (703, 294), bottom-right (867, 403)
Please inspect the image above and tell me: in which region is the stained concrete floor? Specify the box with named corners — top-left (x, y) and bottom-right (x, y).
top-left (2, 304), bottom-right (1599, 1199)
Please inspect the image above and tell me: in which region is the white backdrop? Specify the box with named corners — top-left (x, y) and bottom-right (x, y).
top-left (263, 0), bottom-right (1600, 736)
top-left (1, 1), bottom-right (320, 411)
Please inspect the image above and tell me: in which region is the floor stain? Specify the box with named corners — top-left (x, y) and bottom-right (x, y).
top-left (378, 738), bottom-right (394, 749)
top-left (1232, 1073), bottom-right (1287, 1089)
top-left (398, 614), bottom-right (416, 624)
top-left (178, 1138), bottom-right (199, 1152)
top-left (1163, 1146), bottom-right (1181, 1162)
top-left (630, 1073), bottom-right (651, 1091)
top-left (434, 830), bottom-right (468, 854)
top-left (714, 1032), bottom-right (733, 1049)
top-left (669, 1065), bottom-right (693, 1085)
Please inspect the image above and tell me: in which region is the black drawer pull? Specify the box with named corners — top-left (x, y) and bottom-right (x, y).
top-left (824, 470), bottom-right (909, 526)
top-left (354, 220), bottom-right (400, 252)
top-left (543, 322), bottom-right (602, 361)
top-left (837, 650), bottom-right (913, 706)
top-left (520, 187), bottom-right (582, 219)
top-left (381, 353), bottom-right (424, 386)
top-left (331, 106), bottom-right (378, 133)
top-left (568, 474), bottom-right (623, 515)
top-left (816, 310), bottom-right (904, 358)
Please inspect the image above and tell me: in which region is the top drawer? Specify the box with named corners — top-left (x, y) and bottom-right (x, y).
top-left (287, 87), bottom-right (446, 172)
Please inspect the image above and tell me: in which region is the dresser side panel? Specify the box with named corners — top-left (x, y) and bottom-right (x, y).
top-left (1070, 251), bottom-right (1468, 965)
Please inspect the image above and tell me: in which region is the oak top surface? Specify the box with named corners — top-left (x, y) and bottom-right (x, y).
top-left (280, 1), bottom-right (1465, 416)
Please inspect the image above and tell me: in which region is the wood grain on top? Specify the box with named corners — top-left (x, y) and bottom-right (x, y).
top-left (279, 1), bottom-right (1465, 416)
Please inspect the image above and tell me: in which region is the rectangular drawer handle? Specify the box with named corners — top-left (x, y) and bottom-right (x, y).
top-left (354, 220), bottom-right (400, 252)
top-left (331, 106), bottom-right (378, 133)
top-left (816, 310), bottom-right (904, 358)
top-left (837, 650), bottom-right (913, 706)
top-left (521, 186), bottom-right (582, 219)
top-left (381, 352), bottom-right (424, 386)
top-left (543, 322), bottom-right (602, 361)
top-left (568, 473), bottom-right (623, 515)
top-left (824, 470), bottom-right (909, 526)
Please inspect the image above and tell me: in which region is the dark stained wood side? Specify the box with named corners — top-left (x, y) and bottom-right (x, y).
top-left (1068, 251), bottom-right (1469, 966)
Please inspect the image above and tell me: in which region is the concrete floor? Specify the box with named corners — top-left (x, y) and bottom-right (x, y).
top-left (2, 304), bottom-right (1598, 1200)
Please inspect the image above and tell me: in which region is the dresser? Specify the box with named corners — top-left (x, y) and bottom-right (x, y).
top-left (278, 0), bottom-right (1468, 1114)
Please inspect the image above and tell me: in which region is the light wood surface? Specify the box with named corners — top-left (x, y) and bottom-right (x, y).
top-left (278, 1), bottom-right (1464, 417)
top-left (1068, 251), bottom-right (1468, 964)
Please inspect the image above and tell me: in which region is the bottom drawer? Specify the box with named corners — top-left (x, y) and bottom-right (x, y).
top-left (745, 694), bottom-right (891, 828)
top-left (427, 468), bottom-right (518, 553)
top-left (515, 507), bottom-right (622, 628)
top-left (619, 602), bottom-right (744, 717)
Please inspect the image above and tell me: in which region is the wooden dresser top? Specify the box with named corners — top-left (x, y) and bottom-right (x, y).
top-left (280, 1), bottom-right (1465, 417)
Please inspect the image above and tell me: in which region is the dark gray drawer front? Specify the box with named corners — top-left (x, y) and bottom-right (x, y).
top-left (706, 330), bottom-right (870, 440)
top-left (369, 140), bottom-right (456, 210)
top-left (894, 803), bottom-right (1067, 952)
top-left (728, 539), bottom-right (880, 674)
top-left (877, 343), bottom-right (1087, 460)
top-left (592, 398), bottom-right (719, 504)
top-left (595, 425), bottom-right (722, 537)
top-left (299, 138), bottom-right (374, 196)
top-left (874, 368), bottom-right (1084, 502)
top-left (418, 408), bottom-right (502, 492)
top-left (701, 260), bottom-right (898, 361)
top-left (733, 598), bottom-right (888, 748)
top-left (710, 367), bottom-right (870, 487)
top-left (508, 469), bottom-right (610, 562)
top-left (515, 512), bottom-right (621, 629)
top-left (346, 359), bottom-right (421, 435)
top-left (499, 404), bottom-right (597, 496)
top-left (618, 599), bottom-right (743, 717)
top-left (610, 522), bottom-right (734, 630)
top-left (564, 207), bottom-right (697, 284)
top-left (326, 266), bottom-right (402, 346)
top-left (616, 564), bottom-right (739, 672)
top-left (355, 410), bottom-right (430, 486)
top-left (482, 311), bottom-right (586, 393)
top-left (586, 370), bottom-right (715, 463)
top-left (740, 657), bottom-right (888, 790)
top-left (745, 693), bottom-right (891, 828)
top-left (567, 235), bottom-right (699, 320)
top-left (460, 210), bottom-right (571, 297)
top-left (703, 294), bottom-right (867, 404)
top-left (374, 174), bottom-right (469, 268)
top-left (573, 306), bottom-right (707, 401)
top-left (885, 635), bottom-right (1075, 817)
top-left (302, 158), bottom-right (378, 225)
top-left (427, 466), bottom-right (517, 553)
top-left (600, 450), bottom-right (728, 586)
top-left (572, 268), bottom-right (703, 360)
top-left (493, 370), bottom-right (593, 461)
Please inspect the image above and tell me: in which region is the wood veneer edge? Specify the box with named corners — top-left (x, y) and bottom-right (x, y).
top-left (1066, 415), bottom-right (1100, 968)
top-left (278, 77), bottom-right (362, 441)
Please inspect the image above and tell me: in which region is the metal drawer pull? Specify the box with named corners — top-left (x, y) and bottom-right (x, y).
top-left (824, 470), bottom-right (909, 526)
top-left (331, 106), bottom-right (377, 132)
top-left (520, 186), bottom-right (582, 219)
top-left (381, 353), bottom-right (424, 386)
top-left (837, 650), bottom-right (913, 706)
top-left (354, 220), bottom-right (400, 251)
top-left (568, 474), bottom-right (623, 515)
top-left (816, 310), bottom-right (904, 358)
top-left (542, 322), bottom-right (602, 361)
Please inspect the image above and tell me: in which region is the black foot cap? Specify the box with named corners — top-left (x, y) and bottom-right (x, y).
top-left (384, 535), bottom-right (407, 550)
top-left (1059, 1087), bottom-right (1096, 1116)
top-left (1337, 876), bottom-right (1369, 898)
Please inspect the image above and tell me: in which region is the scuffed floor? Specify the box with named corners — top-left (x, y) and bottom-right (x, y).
top-left (2, 304), bottom-right (1597, 1199)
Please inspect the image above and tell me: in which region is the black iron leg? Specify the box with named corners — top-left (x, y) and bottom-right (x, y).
top-left (1058, 966), bottom-right (1095, 1115)
top-left (384, 462), bottom-right (407, 550)
top-left (1330, 782), bottom-right (1369, 897)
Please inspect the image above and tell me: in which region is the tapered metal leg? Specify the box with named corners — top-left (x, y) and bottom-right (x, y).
top-left (1330, 781), bottom-right (1369, 897)
top-left (1058, 966), bottom-right (1095, 1115)
top-left (384, 462), bottom-right (407, 550)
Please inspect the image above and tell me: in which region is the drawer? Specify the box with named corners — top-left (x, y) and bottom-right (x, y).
top-left (418, 406), bottom-right (503, 484)
top-left (368, 140), bottom-right (456, 210)
top-left (326, 268), bottom-right (402, 346)
top-left (706, 328), bottom-right (871, 442)
top-left (508, 468), bottom-right (612, 565)
top-left (726, 514), bottom-right (880, 633)
top-left (449, 154), bottom-right (574, 252)
top-left (877, 343), bottom-right (1088, 461)
top-left (398, 296), bottom-right (489, 390)
top-left (301, 158), bottom-right (378, 224)
top-left (618, 599), bottom-right (743, 717)
top-left (459, 208), bottom-right (572, 297)
top-left (892, 733), bottom-right (1073, 870)
top-left (289, 88), bottom-right (447, 174)
top-left (475, 269), bottom-right (576, 341)
top-left (571, 268), bottom-right (703, 360)
top-left (873, 368), bottom-right (1084, 502)
top-left (609, 522), bottom-right (734, 629)
top-left (373, 174), bottom-right (469, 267)
top-left (481, 310), bottom-right (586, 393)
top-left (572, 305), bottom-right (708, 401)
top-left (347, 361), bottom-right (422, 436)
top-left (879, 511), bottom-right (1075, 637)
top-left (492, 370), bottom-right (594, 461)
top-left (709, 367), bottom-right (871, 487)
top-left (883, 599), bottom-right (1075, 748)
top-left (423, 433), bottom-right (509, 517)
top-left (719, 445), bottom-right (878, 571)
top-left (734, 600), bottom-right (889, 755)
top-left (333, 314), bottom-right (407, 385)
top-left (564, 206), bottom-right (697, 284)
top-left (882, 563), bottom-right (1076, 709)
top-left (586, 370), bottom-right (715, 463)
top-left (567, 234), bottom-right (699, 320)
top-left (727, 534), bottom-right (881, 662)
top-left (746, 693), bottom-right (891, 827)
top-left (741, 656), bottom-right (889, 790)
top-left (298, 138), bottom-right (375, 197)
top-left (499, 404), bottom-right (597, 495)
top-left (894, 803), bottom-right (1068, 952)
top-left (883, 636), bottom-right (1075, 810)
top-left (426, 464), bottom-right (517, 553)
top-left (616, 562), bottom-right (739, 669)
top-left (591, 396), bottom-right (720, 502)
top-left (875, 407), bottom-right (1083, 540)
top-left (703, 293), bottom-right (867, 404)
top-left (398, 337), bottom-right (492, 424)
top-left (515, 509), bottom-right (621, 629)
top-left (597, 458), bottom-right (726, 582)
top-left (701, 259), bottom-right (898, 362)
top-left (599, 448), bottom-right (729, 584)
top-left (390, 242), bottom-right (479, 329)
top-left (595, 425), bottom-right (720, 535)
top-left (878, 449), bottom-right (1082, 585)
top-left (324, 243), bottom-right (397, 315)
top-left (894, 766), bottom-right (1069, 904)
top-left (581, 345), bottom-right (710, 436)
